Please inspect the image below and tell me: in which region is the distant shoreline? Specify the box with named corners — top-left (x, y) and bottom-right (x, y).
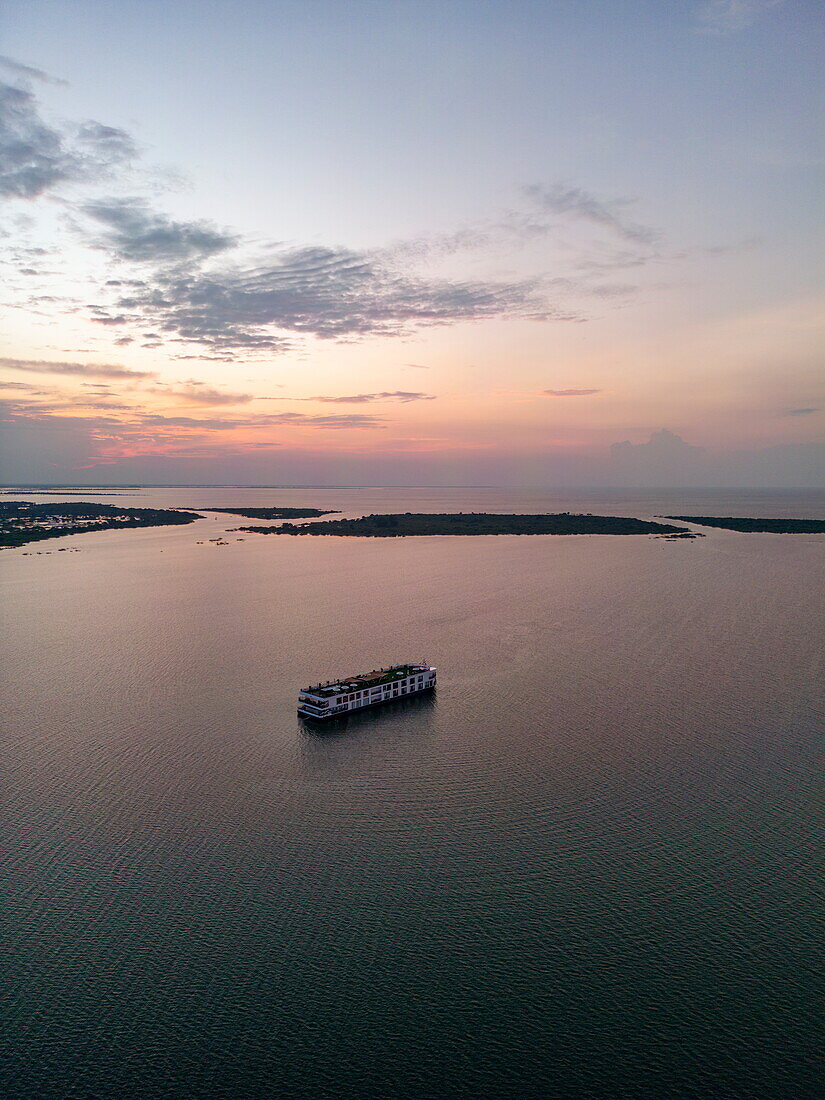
top-left (199, 507), bottom-right (339, 520)
top-left (0, 502), bottom-right (201, 549)
top-left (238, 513), bottom-right (690, 538)
top-left (5, 501), bottom-right (824, 551)
top-left (3, 485), bottom-right (823, 493)
top-left (665, 516), bottom-right (825, 533)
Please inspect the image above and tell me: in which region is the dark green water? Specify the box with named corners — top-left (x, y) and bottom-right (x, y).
top-left (2, 489), bottom-right (823, 1098)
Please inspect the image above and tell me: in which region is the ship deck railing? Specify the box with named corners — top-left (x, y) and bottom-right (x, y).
top-left (301, 664), bottom-right (432, 697)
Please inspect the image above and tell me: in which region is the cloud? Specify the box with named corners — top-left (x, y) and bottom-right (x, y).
top-left (0, 356), bottom-right (154, 379)
top-left (12, 396), bottom-right (136, 413)
top-left (610, 429), bottom-right (706, 484)
top-left (309, 391), bottom-right (435, 404)
top-left (523, 183), bottom-right (660, 246)
top-left (81, 197), bottom-right (237, 263)
top-left (263, 411), bottom-right (383, 429)
top-left (702, 236), bottom-right (762, 257)
top-left (0, 82), bottom-right (70, 199)
top-left (697, 0), bottom-right (784, 34)
top-left (612, 428), bottom-right (704, 460)
top-left (0, 55), bottom-right (68, 86)
top-left (124, 410), bottom-right (384, 431)
top-left (75, 123), bottom-right (137, 167)
top-left (0, 397), bottom-right (397, 479)
top-left (152, 382), bottom-right (255, 406)
top-left (388, 184), bottom-right (663, 272)
top-left (0, 81), bottom-right (135, 199)
top-left (0, 74), bottom-right (673, 361)
top-left (785, 407), bottom-right (819, 417)
top-left (542, 388), bottom-right (602, 397)
top-left (0, 399), bottom-right (385, 470)
top-left (109, 244), bottom-right (561, 354)
top-left (0, 77), bottom-right (642, 357)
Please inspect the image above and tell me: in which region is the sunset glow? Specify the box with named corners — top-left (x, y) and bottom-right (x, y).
top-left (1, 1), bottom-right (822, 486)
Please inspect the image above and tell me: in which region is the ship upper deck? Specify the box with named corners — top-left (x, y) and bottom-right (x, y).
top-left (301, 663), bottom-right (434, 698)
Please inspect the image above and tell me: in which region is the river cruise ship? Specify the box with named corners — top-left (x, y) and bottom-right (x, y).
top-left (298, 663), bottom-right (436, 721)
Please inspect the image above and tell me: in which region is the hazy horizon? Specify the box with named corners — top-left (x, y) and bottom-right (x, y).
top-left (3, 481), bottom-right (825, 492)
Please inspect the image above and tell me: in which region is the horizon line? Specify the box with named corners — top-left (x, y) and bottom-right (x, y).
top-left (2, 484), bottom-right (824, 493)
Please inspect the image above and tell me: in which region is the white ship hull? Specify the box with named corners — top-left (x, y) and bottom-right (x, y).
top-left (298, 663), bottom-right (436, 721)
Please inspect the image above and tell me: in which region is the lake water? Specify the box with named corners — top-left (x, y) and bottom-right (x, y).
top-left (2, 488), bottom-right (823, 1098)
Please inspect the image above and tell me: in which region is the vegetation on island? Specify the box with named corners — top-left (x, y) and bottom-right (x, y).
top-left (239, 512), bottom-right (690, 537)
top-left (201, 506), bottom-right (339, 519)
top-left (0, 501), bottom-right (202, 549)
top-left (665, 516), bottom-right (825, 533)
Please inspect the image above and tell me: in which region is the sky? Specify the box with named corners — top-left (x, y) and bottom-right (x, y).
top-left (0, 0), bottom-right (822, 486)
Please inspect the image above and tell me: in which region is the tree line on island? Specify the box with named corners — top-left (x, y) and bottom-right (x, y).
top-left (237, 513), bottom-right (692, 537)
top-left (664, 516), bottom-right (825, 533)
top-left (201, 507), bottom-right (338, 519)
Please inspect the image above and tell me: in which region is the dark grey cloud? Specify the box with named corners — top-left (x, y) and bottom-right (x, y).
top-left (81, 197), bottom-right (237, 262)
top-left (785, 407), bottom-right (819, 417)
top-left (0, 356), bottom-right (154, 379)
top-left (0, 55), bottom-right (68, 86)
top-left (109, 244), bottom-right (561, 354)
top-left (0, 81), bottom-right (135, 199)
top-left (542, 388), bottom-right (602, 397)
top-left (310, 390), bottom-right (435, 404)
top-left (0, 82), bottom-right (68, 198)
top-left (524, 183), bottom-right (660, 246)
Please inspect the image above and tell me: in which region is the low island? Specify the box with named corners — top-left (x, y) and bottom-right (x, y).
top-left (201, 506), bottom-right (339, 519)
top-left (665, 516), bottom-right (825, 533)
top-left (0, 501), bottom-right (202, 549)
top-left (239, 512), bottom-right (690, 537)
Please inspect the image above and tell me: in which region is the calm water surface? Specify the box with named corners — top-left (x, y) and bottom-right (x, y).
top-left (2, 489), bottom-right (823, 1098)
